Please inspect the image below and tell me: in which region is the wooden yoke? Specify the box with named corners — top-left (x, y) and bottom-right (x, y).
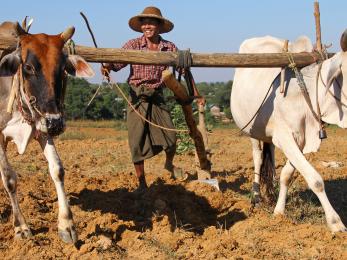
top-left (162, 70), bottom-right (212, 179)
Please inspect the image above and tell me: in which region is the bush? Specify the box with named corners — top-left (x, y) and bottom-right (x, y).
top-left (170, 105), bottom-right (195, 154)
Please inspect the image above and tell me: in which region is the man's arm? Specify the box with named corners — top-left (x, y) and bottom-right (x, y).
top-left (100, 38), bottom-right (138, 80)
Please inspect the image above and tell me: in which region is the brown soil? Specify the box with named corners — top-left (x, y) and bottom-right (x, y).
top-left (0, 126), bottom-right (346, 259)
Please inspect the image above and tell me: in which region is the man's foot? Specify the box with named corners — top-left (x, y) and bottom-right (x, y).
top-left (164, 165), bottom-right (188, 181)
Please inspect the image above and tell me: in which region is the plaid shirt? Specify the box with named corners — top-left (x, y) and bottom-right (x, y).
top-left (112, 35), bottom-right (177, 89)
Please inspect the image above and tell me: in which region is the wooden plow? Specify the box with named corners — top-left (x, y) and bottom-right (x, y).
top-left (0, 2), bottom-right (327, 188)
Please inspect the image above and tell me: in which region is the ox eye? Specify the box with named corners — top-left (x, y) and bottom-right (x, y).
top-left (23, 63), bottom-right (35, 75)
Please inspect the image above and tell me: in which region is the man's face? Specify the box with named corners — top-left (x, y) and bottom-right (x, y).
top-left (141, 18), bottom-right (160, 38)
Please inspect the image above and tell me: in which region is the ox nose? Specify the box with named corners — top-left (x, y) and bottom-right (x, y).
top-left (45, 99), bottom-right (59, 114)
top-left (46, 116), bottom-right (65, 136)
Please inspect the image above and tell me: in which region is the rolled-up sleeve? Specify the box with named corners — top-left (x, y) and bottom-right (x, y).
top-left (112, 39), bottom-right (139, 71)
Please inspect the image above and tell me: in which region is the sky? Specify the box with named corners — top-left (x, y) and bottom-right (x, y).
top-left (0, 0), bottom-right (346, 83)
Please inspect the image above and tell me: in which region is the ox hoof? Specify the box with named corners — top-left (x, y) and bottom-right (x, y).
top-left (14, 228), bottom-right (32, 240)
top-left (273, 210), bottom-right (285, 216)
top-left (58, 227), bottom-right (78, 244)
top-left (329, 221), bottom-right (347, 233)
top-left (251, 193), bottom-right (261, 206)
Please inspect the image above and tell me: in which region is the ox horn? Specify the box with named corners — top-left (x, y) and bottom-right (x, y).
top-left (340, 29), bottom-right (347, 52)
top-left (61, 26), bottom-right (75, 43)
top-left (21, 16), bottom-right (33, 33)
top-left (15, 22), bottom-right (27, 36)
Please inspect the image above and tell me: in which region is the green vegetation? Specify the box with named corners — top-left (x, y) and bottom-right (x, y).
top-left (195, 81), bottom-right (233, 119)
top-left (170, 105), bottom-right (195, 154)
top-left (63, 77), bottom-right (233, 153)
top-left (65, 77), bottom-right (128, 120)
top-left (64, 76), bottom-right (233, 123)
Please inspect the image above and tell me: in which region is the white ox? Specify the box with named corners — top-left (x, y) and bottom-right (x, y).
top-left (231, 31), bottom-right (347, 232)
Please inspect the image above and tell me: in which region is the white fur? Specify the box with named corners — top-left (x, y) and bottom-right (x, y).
top-left (2, 112), bottom-right (33, 154)
top-left (231, 35), bottom-right (347, 232)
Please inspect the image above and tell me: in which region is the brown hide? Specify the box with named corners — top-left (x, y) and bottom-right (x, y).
top-left (20, 33), bottom-right (65, 112)
top-left (0, 22), bottom-right (73, 136)
top-left (0, 22), bottom-right (19, 59)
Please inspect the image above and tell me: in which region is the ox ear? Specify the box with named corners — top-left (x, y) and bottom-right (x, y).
top-left (65, 55), bottom-right (94, 78)
top-left (0, 49), bottom-right (21, 76)
top-left (15, 22), bottom-right (26, 36)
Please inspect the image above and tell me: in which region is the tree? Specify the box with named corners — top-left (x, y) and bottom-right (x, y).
top-left (63, 76), bottom-right (233, 121)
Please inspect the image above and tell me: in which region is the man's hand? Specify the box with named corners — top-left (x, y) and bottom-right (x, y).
top-left (196, 97), bottom-right (206, 106)
top-left (101, 63), bottom-right (113, 82)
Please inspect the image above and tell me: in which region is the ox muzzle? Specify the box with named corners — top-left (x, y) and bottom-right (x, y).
top-left (37, 114), bottom-right (65, 136)
top-left (46, 115), bottom-right (65, 136)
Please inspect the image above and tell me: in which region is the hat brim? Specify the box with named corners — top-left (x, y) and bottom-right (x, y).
top-left (129, 14), bottom-right (174, 34)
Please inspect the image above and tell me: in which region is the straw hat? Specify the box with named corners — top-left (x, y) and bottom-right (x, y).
top-left (128, 6), bottom-right (174, 34)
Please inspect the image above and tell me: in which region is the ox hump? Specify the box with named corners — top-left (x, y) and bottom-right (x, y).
top-left (239, 35), bottom-right (313, 54)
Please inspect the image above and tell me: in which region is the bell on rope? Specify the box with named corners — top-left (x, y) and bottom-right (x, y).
top-left (319, 129), bottom-right (327, 139)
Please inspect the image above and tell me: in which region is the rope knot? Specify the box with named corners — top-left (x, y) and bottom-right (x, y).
top-left (29, 96), bottom-right (36, 105)
top-left (286, 52), bottom-right (297, 71)
top-left (177, 49), bottom-right (192, 69)
top-left (66, 39), bottom-right (76, 55)
top-left (288, 62), bottom-right (296, 70)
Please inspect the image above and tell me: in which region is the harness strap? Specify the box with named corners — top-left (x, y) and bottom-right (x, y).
top-left (65, 39), bottom-right (76, 55)
top-left (17, 65), bottom-right (46, 124)
top-left (287, 52), bottom-right (326, 139)
top-left (175, 49), bottom-right (201, 105)
top-left (177, 49), bottom-right (192, 69)
top-left (7, 73), bottom-right (19, 113)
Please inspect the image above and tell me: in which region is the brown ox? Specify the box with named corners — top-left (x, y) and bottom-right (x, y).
top-left (0, 22), bottom-right (94, 243)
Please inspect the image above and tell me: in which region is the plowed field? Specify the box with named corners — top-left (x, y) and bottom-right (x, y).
top-left (0, 124), bottom-right (346, 259)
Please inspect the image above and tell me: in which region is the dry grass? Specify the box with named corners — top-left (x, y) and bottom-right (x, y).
top-left (66, 120), bottom-right (127, 129)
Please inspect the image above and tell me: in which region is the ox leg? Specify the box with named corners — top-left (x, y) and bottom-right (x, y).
top-left (0, 142), bottom-right (31, 239)
top-left (38, 135), bottom-right (77, 243)
top-left (274, 160), bottom-right (295, 215)
top-left (251, 138), bottom-right (262, 204)
top-left (277, 134), bottom-right (346, 232)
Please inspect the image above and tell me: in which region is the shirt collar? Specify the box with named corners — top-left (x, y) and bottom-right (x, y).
top-left (140, 35), bottom-right (169, 50)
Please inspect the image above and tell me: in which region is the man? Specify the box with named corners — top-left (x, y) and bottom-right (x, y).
top-left (102, 6), bottom-right (185, 191)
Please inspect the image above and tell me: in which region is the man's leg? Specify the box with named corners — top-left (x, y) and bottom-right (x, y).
top-left (134, 160), bottom-right (148, 190)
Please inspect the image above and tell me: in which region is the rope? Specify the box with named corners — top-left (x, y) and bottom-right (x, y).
top-left (287, 52), bottom-right (322, 124)
top-left (85, 84), bottom-right (102, 108)
top-left (177, 49), bottom-right (192, 69)
top-left (287, 52), bottom-right (327, 138)
top-left (106, 76), bottom-right (189, 133)
top-left (79, 12), bottom-right (188, 133)
top-left (238, 80), bottom-right (274, 133)
top-left (176, 49), bottom-right (195, 102)
top-left (65, 39), bottom-right (76, 55)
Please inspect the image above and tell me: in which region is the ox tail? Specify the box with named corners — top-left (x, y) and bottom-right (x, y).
top-left (260, 142), bottom-right (276, 204)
